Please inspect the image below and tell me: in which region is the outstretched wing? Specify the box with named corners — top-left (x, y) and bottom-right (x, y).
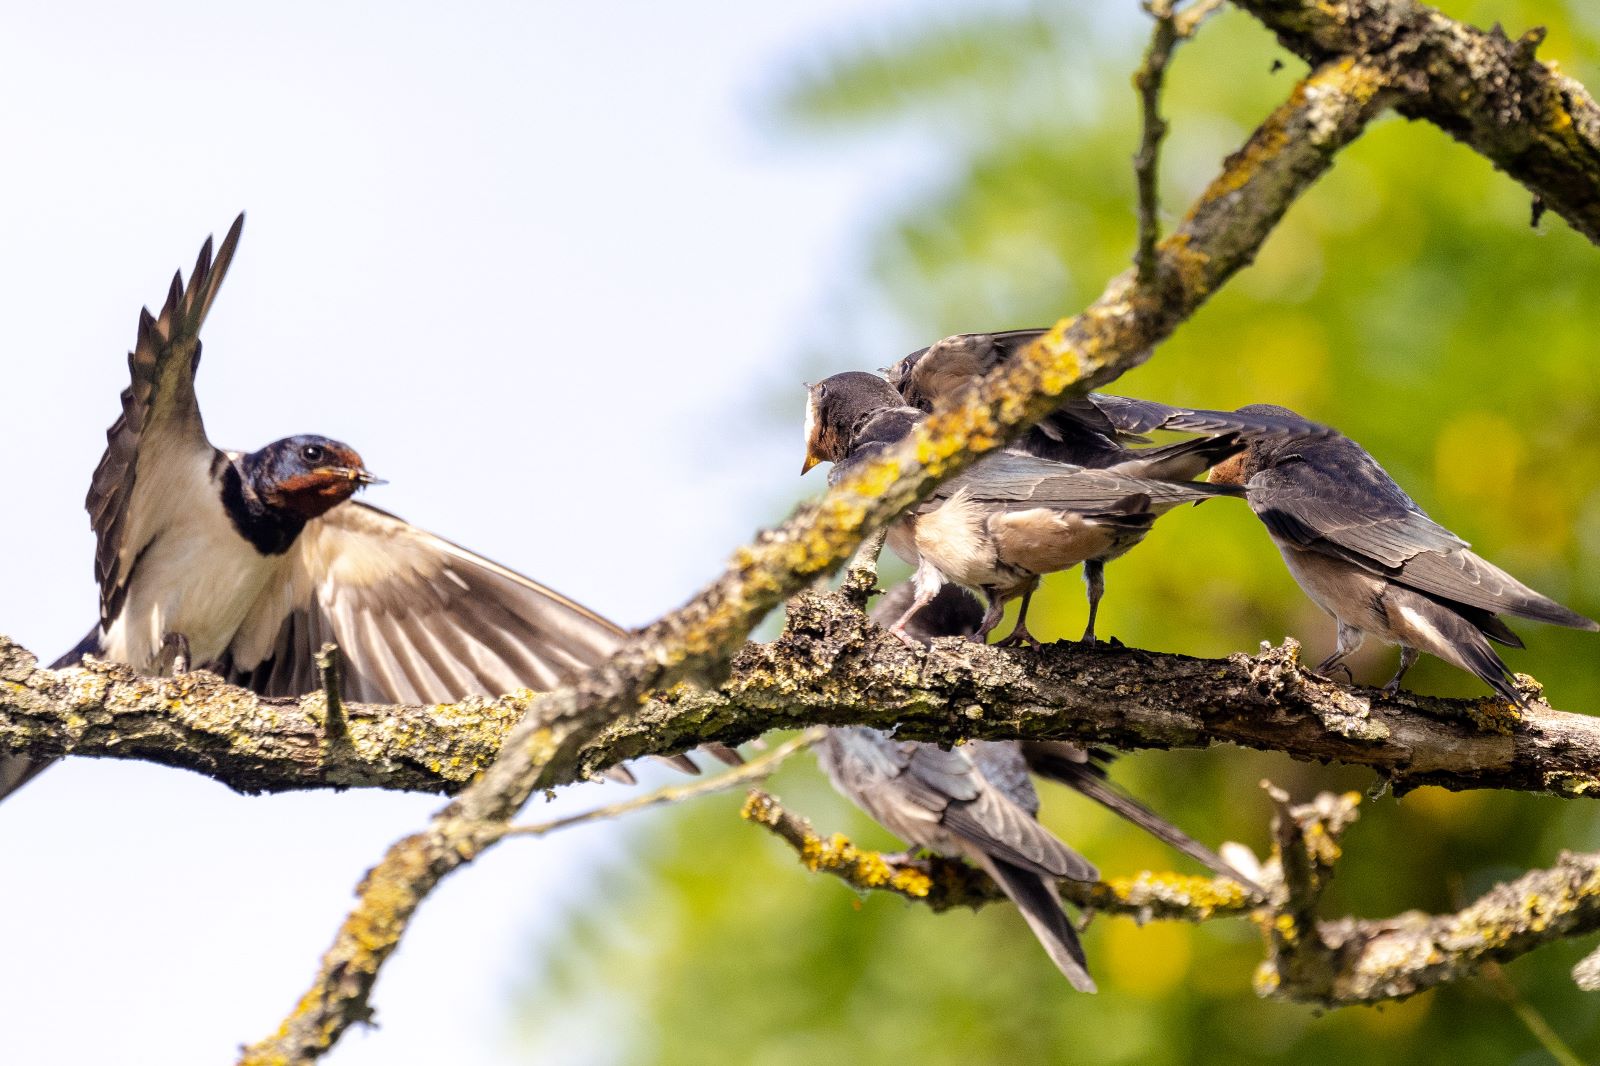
top-left (88, 215), bottom-right (244, 626)
top-left (221, 501), bottom-right (627, 701)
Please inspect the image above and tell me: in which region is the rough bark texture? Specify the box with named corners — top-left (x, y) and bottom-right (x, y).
top-left (10, 593), bottom-right (1598, 801)
top-left (1237, 0), bottom-right (1600, 242)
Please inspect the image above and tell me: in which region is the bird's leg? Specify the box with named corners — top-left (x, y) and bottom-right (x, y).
top-left (1080, 559), bottom-right (1106, 644)
top-left (157, 632), bottom-right (192, 675)
top-left (995, 583), bottom-right (1043, 649)
top-left (1313, 622), bottom-right (1363, 684)
top-left (1382, 645), bottom-right (1420, 695)
top-left (888, 561), bottom-right (944, 648)
top-left (973, 591), bottom-right (1010, 644)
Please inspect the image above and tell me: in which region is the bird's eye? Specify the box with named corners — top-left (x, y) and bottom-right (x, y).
top-left (301, 444), bottom-right (326, 464)
top-left (817, 383), bottom-right (828, 400)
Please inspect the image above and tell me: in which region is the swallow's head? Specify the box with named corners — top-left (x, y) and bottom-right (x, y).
top-left (1207, 403), bottom-right (1314, 487)
top-left (803, 371), bottom-right (902, 474)
top-left (249, 434), bottom-right (385, 519)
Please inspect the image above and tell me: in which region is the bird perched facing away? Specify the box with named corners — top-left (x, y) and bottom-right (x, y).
top-left (866, 583), bottom-right (1259, 886)
top-left (1208, 404), bottom-right (1598, 707)
top-left (883, 329), bottom-right (1333, 640)
top-left (801, 370), bottom-right (1242, 646)
top-left (0, 215), bottom-right (701, 801)
top-left (818, 586), bottom-right (1099, 990)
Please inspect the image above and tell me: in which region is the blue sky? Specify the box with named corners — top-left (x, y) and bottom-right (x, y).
top-left (0, 2), bottom-right (945, 1062)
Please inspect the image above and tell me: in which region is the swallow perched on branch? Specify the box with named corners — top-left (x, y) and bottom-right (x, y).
top-left (882, 330), bottom-right (1333, 641)
top-left (1207, 404), bottom-right (1599, 707)
top-left (0, 215), bottom-right (709, 801)
top-left (817, 584), bottom-right (1257, 989)
top-left (802, 371), bottom-right (1241, 647)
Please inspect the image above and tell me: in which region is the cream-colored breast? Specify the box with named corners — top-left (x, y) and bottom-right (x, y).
top-left (101, 488), bottom-right (286, 671)
top-left (913, 489), bottom-right (1002, 589)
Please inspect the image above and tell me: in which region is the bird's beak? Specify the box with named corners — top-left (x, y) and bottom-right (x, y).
top-left (802, 388), bottom-right (823, 475)
top-left (329, 466), bottom-right (387, 487)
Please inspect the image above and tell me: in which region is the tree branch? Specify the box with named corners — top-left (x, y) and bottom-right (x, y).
top-left (1235, 0), bottom-right (1600, 243)
top-left (751, 783), bottom-right (1600, 1007)
top-left (8, 585), bottom-right (1600, 803)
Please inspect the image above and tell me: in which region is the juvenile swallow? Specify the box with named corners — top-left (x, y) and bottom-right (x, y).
top-left (883, 330), bottom-right (1333, 640)
top-left (802, 371), bottom-right (1240, 647)
top-left (1, 216), bottom-right (705, 800)
top-left (818, 584), bottom-right (1101, 989)
top-left (868, 583), bottom-right (1259, 889)
top-left (1208, 404), bottom-right (1599, 706)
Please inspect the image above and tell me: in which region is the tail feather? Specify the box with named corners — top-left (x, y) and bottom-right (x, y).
top-left (1392, 589), bottom-right (1525, 708)
top-left (1029, 753), bottom-right (1263, 894)
top-left (980, 855), bottom-right (1097, 992)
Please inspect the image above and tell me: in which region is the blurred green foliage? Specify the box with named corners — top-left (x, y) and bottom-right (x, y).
top-left (518, 3), bottom-right (1600, 1062)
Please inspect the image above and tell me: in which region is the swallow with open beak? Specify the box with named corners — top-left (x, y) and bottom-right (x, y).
top-left (882, 330), bottom-right (1334, 641)
top-left (1207, 404), bottom-right (1598, 707)
top-left (0, 215), bottom-right (712, 801)
top-left (802, 371), bottom-right (1243, 647)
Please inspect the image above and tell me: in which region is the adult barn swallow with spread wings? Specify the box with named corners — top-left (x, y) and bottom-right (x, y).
top-left (1208, 404), bottom-right (1598, 706)
top-left (0, 216), bottom-right (694, 800)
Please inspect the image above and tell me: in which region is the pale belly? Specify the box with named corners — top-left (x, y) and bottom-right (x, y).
top-left (1279, 544), bottom-right (1395, 641)
top-left (101, 511), bottom-right (285, 671)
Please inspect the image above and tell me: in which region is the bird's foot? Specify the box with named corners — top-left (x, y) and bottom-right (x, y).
top-left (889, 625), bottom-right (925, 649)
top-left (995, 626), bottom-right (1044, 650)
top-left (157, 633), bottom-right (192, 675)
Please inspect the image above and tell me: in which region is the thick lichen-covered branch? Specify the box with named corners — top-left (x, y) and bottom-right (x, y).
top-left (1236, 0), bottom-right (1600, 243)
top-left (8, 584), bottom-right (1600, 802)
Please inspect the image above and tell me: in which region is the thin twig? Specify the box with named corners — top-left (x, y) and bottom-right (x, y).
top-left (1133, 0), bottom-right (1225, 281)
top-left (316, 643), bottom-right (346, 746)
top-left (499, 728), bottom-right (825, 840)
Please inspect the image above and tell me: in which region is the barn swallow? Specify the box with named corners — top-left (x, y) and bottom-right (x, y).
top-left (802, 371), bottom-right (1241, 647)
top-left (868, 583), bottom-right (1260, 888)
top-left (818, 579), bottom-right (1101, 988)
top-left (0, 215), bottom-right (711, 800)
top-left (1207, 404), bottom-right (1599, 706)
top-left (882, 330), bottom-right (1333, 641)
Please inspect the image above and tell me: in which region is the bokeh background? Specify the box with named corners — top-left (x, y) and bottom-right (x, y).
top-left (3, 2), bottom-right (1599, 1064)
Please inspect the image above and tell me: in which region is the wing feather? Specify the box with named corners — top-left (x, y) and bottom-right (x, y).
top-left (89, 215), bottom-right (245, 625)
top-left (221, 501), bottom-right (626, 701)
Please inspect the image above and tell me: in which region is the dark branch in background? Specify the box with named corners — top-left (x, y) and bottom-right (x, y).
top-left (1236, 0), bottom-right (1600, 244)
top-left (17, 586), bottom-right (1600, 800)
top-left (1133, 0), bottom-right (1224, 280)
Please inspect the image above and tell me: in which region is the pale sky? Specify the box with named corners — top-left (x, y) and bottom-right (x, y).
top-left (0, 2), bottom-right (947, 1062)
